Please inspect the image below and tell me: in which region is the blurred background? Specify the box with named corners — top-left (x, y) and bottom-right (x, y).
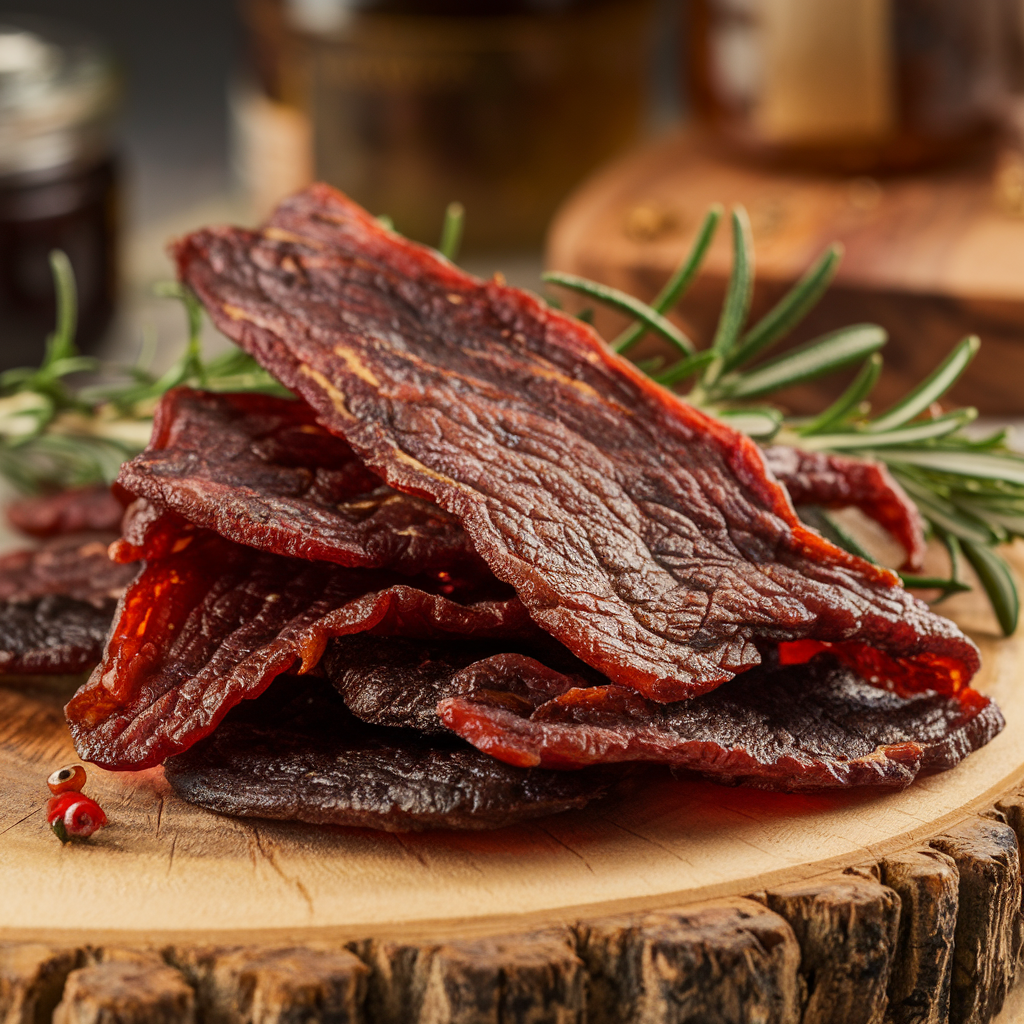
top-left (2, 0), bottom-right (1024, 411)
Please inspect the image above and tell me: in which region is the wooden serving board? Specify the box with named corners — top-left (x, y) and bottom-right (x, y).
top-left (2, 550), bottom-right (1023, 950)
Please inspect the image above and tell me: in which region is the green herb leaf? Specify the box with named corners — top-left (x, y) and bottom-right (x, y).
top-left (542, 272), bottom-right (695, 355)
top-left (962, 539), bottom-right (1020, 636)
top-left (715, 324), bottom-right (887, 400)
top-left (612, 205), bottom-right (722, 353)
top-left (713, 406), bottom-right (782, 440)
top-left (725, 243), bottom-right (843, 373)
top-left (438, 201), bottom-right (465, 262)
top-left (798, 353), bottom-right (881, 436)
top-left (801, 410), bottom-right (976, 450)
top-left (874, 449), bottom-right (1024, 487)
top-left (867, 336), bottom-right (980, 433)
top-left (654, 350), bottom-right (716, 387)
top-left (710, 207), bottom-right (754, 359)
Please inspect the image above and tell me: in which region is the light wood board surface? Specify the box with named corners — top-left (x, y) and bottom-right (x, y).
top-left (1, 544), bottom-right (1022, 946)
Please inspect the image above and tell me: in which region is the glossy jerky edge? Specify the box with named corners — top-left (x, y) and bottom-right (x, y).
top-left (65, 527), bottom-right (540, 770)
top-left (174, 184), bottom-right (979, 702)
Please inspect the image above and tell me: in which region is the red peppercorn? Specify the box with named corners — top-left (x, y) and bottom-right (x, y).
top-left (46, 793), bottom-right (107, 844)
top-left (47, 764), bottom-right (87, 795)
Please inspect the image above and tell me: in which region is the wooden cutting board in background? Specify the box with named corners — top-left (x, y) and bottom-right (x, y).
top-left (546, 130), bottom-right (1024, 415)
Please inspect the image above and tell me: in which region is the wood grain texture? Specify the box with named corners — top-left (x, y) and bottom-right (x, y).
top-left (0, 944), bottom-right (80, 1024)
top-left (575, 898), bottom-right (801, 1024)
top-left (931, 818), bottom-right (1021, 1024)
top-left (168, 945), bottom-right (367, 1024)
top-left (544, 130), bottom-right (1024, 414)
top-left (353, 930), bottom-right (583, 1024)
top-left (2, 545), bottom-right (1023, 944)
top-left (763, 875), bottom-right (900, 1024)
top-left (51, 961), bottom-right (195, 1024)
top-left (879, 847), bottom-right (959, 1024)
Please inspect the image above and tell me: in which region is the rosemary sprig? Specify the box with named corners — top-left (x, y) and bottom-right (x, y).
top-left (0, 251), bottom-right (285, 494)
top-left (543, 205), bottom-right (1024, 635)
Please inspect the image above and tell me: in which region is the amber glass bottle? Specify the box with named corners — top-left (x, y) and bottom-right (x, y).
top-left (688, 0), bottom-right (1010, 173)
top-left (0, 18), bottom-right (119, 370)
top-left (242, 0), bottom-right (655, 250)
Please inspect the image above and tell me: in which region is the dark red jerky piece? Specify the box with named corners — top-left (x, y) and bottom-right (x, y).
top-left (0, 533), bottom-right (137, 606)
top-left (323, 633), bottom-right (601, 736)
top-left (115, 387), bottom-right (482, 574)
top-left (0, 595), bottom-right (115, 675)
top-left (6, 485), bottom-right (124, 538)
top-left (436, 652), bottom-right (1002, 790)
top-left (175, 185), bottom-right (978, 701)
top-left (761, 445), bottom-right (926, 571)
top-left (164, 674), bottom-right (621, 831)
top-left (65, 528), bottom-right (540, 770)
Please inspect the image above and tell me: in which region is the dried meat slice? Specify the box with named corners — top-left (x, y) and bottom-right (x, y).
top-left (114, 387), bottom-right (482, 574)
top-left (164, 674), bottom-right (621, 831)
top-left (6, 485), bottom-right (124, 538)
top-left (175, 185), bottom-right (978, 702)
top-left (434, 651), bottom-right (1002, 790)
top-left (65, 527), bottom-right (540, 770)
top-left (761, 445), bottom-right (926, 571)
top-left (0, 595), bottom-right (116, 675)
top-left (0, 533), bottom-right (137, 606)
top-left (323, 633), bottom-right (601, 735)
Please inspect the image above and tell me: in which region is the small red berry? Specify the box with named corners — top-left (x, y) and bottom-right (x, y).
top-left (47, 764), bottom-right (86, 795)
top-left (46, 793), bottom-right (107, 844)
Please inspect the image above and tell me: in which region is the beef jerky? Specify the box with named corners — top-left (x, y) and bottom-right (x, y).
top-left (114, 387), bottom-right (482, 574)
top-left (0, 533), bottom-right (137, 606)
top-left (6, 485), bottom-right (124, 538)
top-left (434, 652), bottom-right (1002, 790)
top-left (65, 527), bottom-right (541, 770)
top-left (323, 633), bottom-right (601, 735)
top-left (761, 445), bottom-right (926, 571)
top-left (175, 185), bottom-right (978, 702)
top-left (164, 675), bottom-right (620, 831)
top-left (0, 595), bottom-right (116, 675)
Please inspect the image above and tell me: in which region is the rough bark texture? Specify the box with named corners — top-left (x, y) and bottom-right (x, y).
top-left (880, 847), bottom-right (959, 1024)
top-left (0, 943), bottom-right (81, 1024)
top-left (51, 961), bottom-right (195, 1024)
top-left (168, 945), bottom-right (367, 1024)
top-left (993, 793), bottom-right (1024, 977)
top-left (931, 817), bottom-right (1022, 1024)
top-left (764, 874), bottom-right (901, 1024)
top-left (575, 898), bottom-right (801, 1024)
top-left (353, 930), bottom-right (585, 1024)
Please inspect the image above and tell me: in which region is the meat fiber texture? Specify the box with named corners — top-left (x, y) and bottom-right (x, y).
top-left (323, 637), bottom-right (1002, 790)
top-left (174, 184), bottom-right (979, 702)
top-left (0, 534), bottom-right (138, 676)
top-left (65, 527), bottom-right (541, 770)
top-left (164, 674), bottom-right (622, 831)
top-left (114, 387), bottom-right (483, 575)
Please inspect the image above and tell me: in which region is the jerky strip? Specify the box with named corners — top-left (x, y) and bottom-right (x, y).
top-left (175, 185), bottom-right (978, 701)
top-left (6, 485), bottom-right (124, 538)
top-left (323, 633), bottom-right (601, 735)
top-left (0, 595), bottom-right (116, 675)
top-left (0, 533), bottom-right (137, 606)
top-left (66, 528), bottom-right (540, 770)
top-left (115, 387), bottom-right (481, 574)
top-left (164, 675), bottom-right (620, 831)
top-left (761, 445), bottom-right (926, 571)
top-left (435, 652), bottom-right (1001, 789)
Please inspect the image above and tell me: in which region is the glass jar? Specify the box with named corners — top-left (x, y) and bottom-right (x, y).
top-left (241, 0), bottom-right (655, 250)
top-left (0, 18), bottom-right (119, 370)
top-left (687, 0), bottom-right (1011, 173)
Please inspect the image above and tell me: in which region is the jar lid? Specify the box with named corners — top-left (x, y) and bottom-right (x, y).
top-left (0, 18), bottom-right (118, 179)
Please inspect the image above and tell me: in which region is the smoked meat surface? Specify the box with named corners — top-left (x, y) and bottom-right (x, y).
top-left (175, 184), bottom-right (978, 702)
top-left (164, 675), bottom-right (621, 831)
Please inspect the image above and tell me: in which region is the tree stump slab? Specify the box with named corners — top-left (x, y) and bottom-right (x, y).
top-left (1, 552), bottom-right (1024, 1020)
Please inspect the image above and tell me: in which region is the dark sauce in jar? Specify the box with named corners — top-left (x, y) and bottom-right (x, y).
top-left (0, 19), bottom-right (119, 370)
